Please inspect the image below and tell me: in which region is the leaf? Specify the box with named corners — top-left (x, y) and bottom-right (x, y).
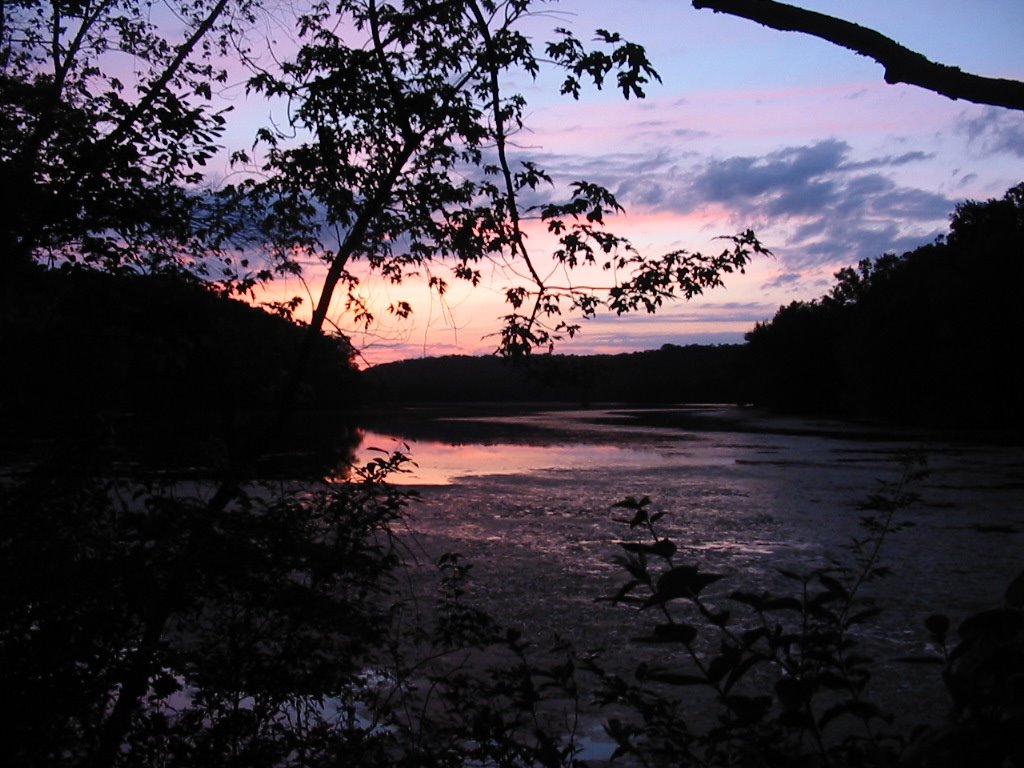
top-left (707, 646), bottom-right (740, 683)
top-left (723, 654), bottom-right (762, 693)
top-left (958, 608), bottom-right (1024, 642)
top-left (925, 613), bottom-right (950, 640)
top-left (818, 574), bottom-right (850, 600)
top-left (763, 596), bottom-right (803, 612)
top-left (619, 539), bottom-right (677, 559)
top-left (707, 610), bottom-right (731, 627)
top-left (775, 676), bottom-right (807, 711)
top-left (895, 656), bottom-right (945, 665)
top-left (644, 671), bottom-right (710, 687)
top-left (818, 700), bottom-right (883, 729)
top-left (741, 626), bottom-right (770, 646)
top-left (848, 607), bottom-right (883, 625)
top-left (1006, 569), bottom-right (1024, 608)
top-left (633, 623), bottom-right (700, 644)
top-left (722, 695), bottom-right (772, 723)
top-left (729, 591), bottom-right (765, 611)
top-left (817, 670), bottom-right (850, 690)
top-left (653, 622), bottom-right (697, 644)
top-left (650, 566), bottom-right (722, 604)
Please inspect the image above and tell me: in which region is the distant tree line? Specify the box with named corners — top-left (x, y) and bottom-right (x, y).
top-left (0, 265), bottom-right (361, 470)
top-left (745, 183), bottom-right (1024, 429)
top-left (369, 184), bottom-right (1024, 433)
top-left (364, 344), bottom-right (747, 405)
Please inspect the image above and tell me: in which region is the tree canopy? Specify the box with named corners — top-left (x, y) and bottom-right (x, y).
top-left (745, 183), bottom-right (1024, 428)
top-left (235, 0), bottom-right (766, 359)
top-left (0, 0), bottom-right (262, 279)
top-left (2, 0), bottom-right (768, 363)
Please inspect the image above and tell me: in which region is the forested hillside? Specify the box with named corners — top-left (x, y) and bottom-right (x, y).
top-left (745, 183), bottom-right (1024, 429)
top-left (1, 266), bottom-right (360, 467)
top-left (364, 344), bottom-right (747, 404)
top-left (368, 184), bottom-right (1024, 434)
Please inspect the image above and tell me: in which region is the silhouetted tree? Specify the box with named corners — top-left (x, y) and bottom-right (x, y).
top-left (0, 0), bottom-right (265, 282)
top-left (745, 183), bottom-right (1024, 429)
top-left (237, 0), bottom-right (767, 364)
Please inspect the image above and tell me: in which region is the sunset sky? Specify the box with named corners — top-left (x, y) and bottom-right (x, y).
top-left (231, 1), bottom-right (1024, 365)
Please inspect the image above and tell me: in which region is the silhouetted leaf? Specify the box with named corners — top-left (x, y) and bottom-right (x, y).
top-left (741, 626), bottom-right (770, 646)
top-left (1006, 570), bottom-right (1024, 608)
top-left (818, 574), bottom-right (849, 600)
top-left (959, 608), bottom-right (1024, 642)
top-left (650, 566), bottom-right (722, 604)
top-left (925, 613), bottom-right (950, 640)
top-left (645, 671), bottom-right (710, 687)
top-left (723, 695), bottom-right (772, 723)
top-left (724, 655), bottom-right (762, 693)
top-left (620, 539), bottom-right (677, 559)
top-left (775, 676), bottom-right (808, 711)
top-left (707, 646), bottom-right (741, 683)
top-left (729, 591), bottom-right (765, 611)
top-left (818, 700), bottom-right (882, 729)
top-left (777, 568), bottom-right (806, 582)
top-left (848, 607), bottom-right (882, 625)
top-left (647, 622), bottom-right (698, 644)
top-left (763, 596), bottom-right (803, 612)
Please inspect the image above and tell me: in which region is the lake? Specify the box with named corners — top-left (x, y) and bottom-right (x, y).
top-left (352, 404), bottom-right (1023, 743)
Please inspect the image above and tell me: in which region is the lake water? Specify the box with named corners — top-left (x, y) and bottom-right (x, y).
top-left (352, 404), bottom-right (1024, 743)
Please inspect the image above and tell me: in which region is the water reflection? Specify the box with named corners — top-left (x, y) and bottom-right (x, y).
top-left (355, 429), bottom-right (679, 485)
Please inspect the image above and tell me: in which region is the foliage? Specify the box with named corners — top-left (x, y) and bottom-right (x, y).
top-left (0, 265), bottom-right (361, 474)
top-left (744, 182), bottom-right (1024, 429)
top-left (898, 573), bottom-right (1024, 766)
top-left (0, 0), bottom-right (262, 280)
top-left (0, 446), bottom-right (602, 767)
top-left (363, 345), bottom-right (747, 405)
top-left (588, 455), bottom-right (1010, 767)
top-left (0, 456), bottom-right (408, 767)
top-left (235, 0), bottom-right (768, 357)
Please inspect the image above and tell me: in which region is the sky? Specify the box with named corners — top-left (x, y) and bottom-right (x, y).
top-left (230, 0), bottom-right (1024, 365)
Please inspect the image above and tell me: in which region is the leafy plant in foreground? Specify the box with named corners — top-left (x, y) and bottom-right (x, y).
top-left (591, 456), bottom-right (937, 766)
top-left (0, 446), bottom-right (595, 767)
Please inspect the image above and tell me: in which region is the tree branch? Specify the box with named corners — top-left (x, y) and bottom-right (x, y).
top-left (692, 0), bottom-right (1024, 112)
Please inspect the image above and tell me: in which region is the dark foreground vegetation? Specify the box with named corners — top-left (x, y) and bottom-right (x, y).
top-left (3, 0), bottom-right (1021, 761)
top-left (4, 445), bottom-right (1023, 767)
top-left (0, 266), bottom-right (361, 471)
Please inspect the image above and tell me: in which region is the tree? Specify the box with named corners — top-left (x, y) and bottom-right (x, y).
top-left (692, 0), bottom-right (1024, 112)
top-left (1, 4), bottom-right (773, 763)
top-left (744, 183), bottom-right (1024, 427)
top-left (237, 0), bottom-right (768, 365)
top-left (0, 0), bottom-right (263, 282)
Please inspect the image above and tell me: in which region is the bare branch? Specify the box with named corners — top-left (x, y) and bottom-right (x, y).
top-left (693, 0), bottom-right (1024, 112)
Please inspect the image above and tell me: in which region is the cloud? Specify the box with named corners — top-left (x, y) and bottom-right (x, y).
top-left (840, 151), bottom-right (933, 170)
top-left (678, 140), bottom-right (951, 266)
top-left (584, 300), bottom-right (777, 326)
top-left (760, 271), bottom-right (803, 290)
top-left (510, 134), bottom-right (954, 272)
top-left (958, 108), bottom-right (1024, 157)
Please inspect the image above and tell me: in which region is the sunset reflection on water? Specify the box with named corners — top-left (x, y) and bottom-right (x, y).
top-left (353, 430), bottom-right (677, 485)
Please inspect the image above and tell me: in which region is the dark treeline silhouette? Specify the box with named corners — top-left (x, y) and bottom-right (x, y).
top-left (364, 343), bottom-right (747, 405)
top-left (745, 183), bottom-right (1024, 429)
top-left (1, 265), bottom-right (361, 470)
top-left (367, 183), bottom-right (1024, 434)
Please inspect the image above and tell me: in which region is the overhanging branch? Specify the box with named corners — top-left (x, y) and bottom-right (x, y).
top-left (693, 0), bottom-right (1024, 112)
